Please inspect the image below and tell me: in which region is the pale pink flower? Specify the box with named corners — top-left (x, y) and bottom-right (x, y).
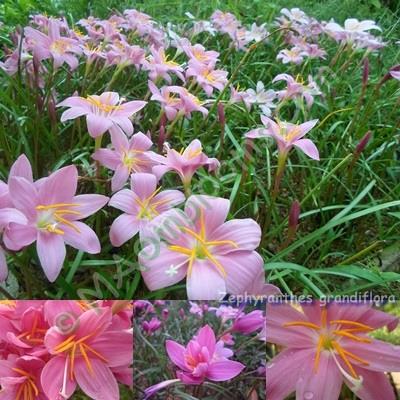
top-left (92, 130), bottom-right (155, 191)
top-left (273, 73), bottom-right (321, 107)
top-left (246, 116), bottom-right (320, 160)
top-left (186, 61), bottom-right (228, 96)
top-left (280, 8), bottom-right (310, 24)
top-left (211, 10), bottom-right (241, 36)
top-left (183, 43), bottom-right (219, 66)
top-left (4, 165), bottom-right (108, 281)
top-left (177, 88), bottom-right (208, 118)
top-left (244, 81), bottom-right (276, 114)
top-left (24, 18), bottom-right (82, 70)
top-left (109, 173), bottom-right (184, 246)
top-left (266, 302), bottom-right (400, 400)
top-left (140, 195), bottom-right (264, 300)
top-left (151, 140), bottom-right (219, 187)
top-left (277, 47), bottom-right (306, 64)
top-left (390, 70), bottom-right (400, 80)
top-left (144, 46), bottom-right (185, 83)
top-left (246, 23), bottom-right (269, 43)
top-left (148, 81), bottom-right (183, 120)
top-left (58, 91), bottom-right (147, 138)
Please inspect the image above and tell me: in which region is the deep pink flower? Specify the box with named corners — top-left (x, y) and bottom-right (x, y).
top-left (0, 355), bottom-right (46, 400)
top-left (139, 195), bottom-right (264, 300)
top-left (109, 173), bottom-right (184, 246)
top-left (246, 116), bottom-right (320, 160)
top-left (232, 310), bottom-right (265, 335)
top-left (4, 165), bottom-right (108, 281)
top-left (24, 18), bottom-right (82, 70)
top-left (57, 91), bottom-right (147, 138)
top-left (151, 140), bottom-right (219, 188)
top-left (266, 302), bottom-right (400, 400)
top-left (42, 307), bottom-right (132, 400)
top-left (92, 130), bottom-right (155, 191)
top-left (166, 325), bottom-right (244, 384)
top-left (142, 317), bottom-right (162, 335)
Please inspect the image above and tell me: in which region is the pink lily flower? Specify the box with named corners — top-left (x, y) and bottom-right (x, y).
top-left (166, 325), bottom-right (244, 384)
top-left (186, 61), bottom-right (228, 96)
top-left (109, 173), bottom-right (184, 246)
top-left (57, 91), bottom-right (147, 138)
top-left (266, 301), bottom-right (400, 400)
top-left (177, 88), bottom-right (208, 118)
top-left (144, 46), bottom-right (185, 83)
top-left (148, 81), bottom-right (183, 121)
top-left (277, 47), bottom-right (306, 64)
top-left (183, 43), bottom-right (219, 66)
top-left (4, 165), bottom-right (108, 282)
top-left (142, 317), bottom-right (162, 335)
top-left (232, 310), bottom-right (265, 335)
top-left (150, 140), bottom-right (220, 191)
top-left (42, 307), bottom-right (132, 400)
top-left (140, 195), bottom-right (264, 300)
top-left (245, 116), bottom-right (320, 160)
top-left (0, 355), bottom-right (46, 400)
top-left (92, 130), bottom-right (155, 191)
top-left (24, 18), bottom-right (82, 70)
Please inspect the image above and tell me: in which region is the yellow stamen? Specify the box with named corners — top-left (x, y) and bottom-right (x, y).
top-left (314, 335), bottom-right (324, 372)
top-left (54, 335), bottom-right (76, 353)
top-left (321, 307), bottom-right (327, 328)
top-left (54, 215), bottom-right (81, 233)
top-left (79, 343), bottom-right (94, 376)
top-left (332, 330), bottom-right (372, 343)
top-left (81, 342), bottom-right (108, 363)
top-left (331, 341), bottom-right (358, 378)
top-left (283, 321), bottom-right (321, 330)
top-left (168, 245), bottom-right (193, 256)
top-left (36, 203), bottom-right (81, 210)
top-left (330, 320), bottom-right (374, 331)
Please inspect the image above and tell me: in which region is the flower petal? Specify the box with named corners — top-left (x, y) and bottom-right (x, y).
top-left (86, 114), bottom-right (113, 138)
top-left (293, 138), bottom-right (320, 160)
top-left (62, 222), bottom-right (101, 254)
top-left (109, 214), bottom-right (140, 247)
top-left (37, 232), bottom-right (66, 282)
top-left (165, 340), bottom-right (188, 371)
top-left (206, 360), bottom-right (245, 381)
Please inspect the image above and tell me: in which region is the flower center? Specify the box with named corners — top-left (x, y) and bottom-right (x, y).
top-left (17, 313), bottom-right (46, 346)
top-left (283, 307), bottom-right (373, 379)
top-left (50, 39), bottom-right (70, 54)
top-left (134, 187), bottom-right (170, 220)
top-left (168, 210), bottom-right (238, 277)
top-left (85, 96), bottom-right (124, 114)
top-left (36, 203), bottom-right (82, 235)
top-left (12, 368), bottom-right (39, 400)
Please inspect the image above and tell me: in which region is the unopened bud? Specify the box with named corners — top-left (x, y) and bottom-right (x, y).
top-left (355, 131), bottom-right (372, 156)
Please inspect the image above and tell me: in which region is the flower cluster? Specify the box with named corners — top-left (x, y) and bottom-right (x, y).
top-left (0, 300), bottom-right (133, 400)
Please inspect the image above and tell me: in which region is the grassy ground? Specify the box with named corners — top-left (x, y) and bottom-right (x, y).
top-left (0, 0), bottom-right (399, 300)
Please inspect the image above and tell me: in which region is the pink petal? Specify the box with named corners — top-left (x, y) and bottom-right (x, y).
top-left (3, 223), bottom-right (37, 251)
top-left (9, 154), bottom-right (33, 182)
top-left (8, 177), bottom-right (38, 220)
top-left (116, 100), bottom-right (147, 116)
top-left (39, 165), bottom-right (77, 205)
top-left (130, 132), bottom-right (153, 151)
top-left (36, 232), bottom-right (66, 282)
top-left (296, 352), bottom-right (343, 400)
top-left (245, 128), bottom-right (268, 139)
top-left (112, 164), bottom-right (130, 192)
top-left (111, 117), bottom-right (133, 136)
top-left (110, 214), bottom-right (140, 247)
top-left (347, 367), bottom-right (396, 400)
top-left (216, 251), bottom-right (263, 295)
top-left (206, 360), bottom-right (245, 381)
top-left (0, 207), bottom-right (28, 229)
top-left (60, 107), bottom-right (89, 122)
top-left (99, 92), bottom-right (120, 105)
top-left (41, 356), bottom-right (76, 400)
top-left (74, 307), bottom-right (112, 339)
top-left (266, 348), bottom-right (314, 400)
top-left (70, 194), bottom-right (109, 219)
top-left (165, 340), bottom-right (188, 371)
top-left (57, 96), bottom-right (90, 109)
top-left (184, 195), bottom-right (230, 236)
top-left (62, 222), bottom-right (101, 253)
top-left (196, 325), bottom-right (216, 355)
top-left (140, 244), bottom-right (188, 291)
top-left (293, 138), bottom-right (320, 160)
top-left (110, 128), bottom-right (129, 151)
top-left (92, 149), bottom-right (120, 170)
top-left (210, 219), bottom-right (261, 254)
top-left (109, 189), bottom-right (137, 214)
top-left (131, 173), bottom-right (158, 199)
top-left (74, 358), bottom-right (119, 400)
top-left (186, 259), bottom-right (227, 300)
top-left (86, 114), bottom-right (113, 138)
top-left (91, 331), bottom-right (133, 368)
top-left (151, 189), bottom-right (185, 213)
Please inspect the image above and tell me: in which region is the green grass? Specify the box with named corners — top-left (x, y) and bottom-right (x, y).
top-left (0, 0), bottom-right (399, 299)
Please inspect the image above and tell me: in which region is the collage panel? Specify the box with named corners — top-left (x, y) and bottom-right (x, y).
top-left (265, 300), bottom-right (400, 400)
top-left (0, 300), bottom-right (133, 400)
top-left (133, 300), bottom-right (266, 399)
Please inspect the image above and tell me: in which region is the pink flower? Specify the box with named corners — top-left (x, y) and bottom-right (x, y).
top-left (183, 43), bottom-right (219, 66)
top-left (42, 307), bottom-right (132, 400)
top-left (57, 91), bottom-right (147, 138)
top-left (232, 310), bottom-right (265, 335)
top-left (24, 18), bottom-right (82, 70)
top-left (186, 61), bottom-right (228, 96)
top-left (0, 355), bottom-right (46, 399)
top-left (277, 47), bottom-right (305, 64)
top-left (142, 317), bottom-right (162, 335)
top-left (148, 81), bottom-right (183, 121)
top-left (144, 46), bottom-right (185, 83)
top-left (273, 73), bottom-right (321, 107)
top-left (165, 325), bottom-right (244, 385)
top-left (390, 70), bottom-right (400, 80)
top-left (4, 164), bottom-right (108, 281)
top-left (151, 140), bottom-right (219, 188)
top-left (92, 130), bottom-right (155, 191)
top-left (266, 301), bottom-right (400, 400)
top-left (109, 173), bottom-right (184, 246)
top-left (139, 195), bottom-right (264, 300)
top-left (246, 116), bottom-right (320, 160)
